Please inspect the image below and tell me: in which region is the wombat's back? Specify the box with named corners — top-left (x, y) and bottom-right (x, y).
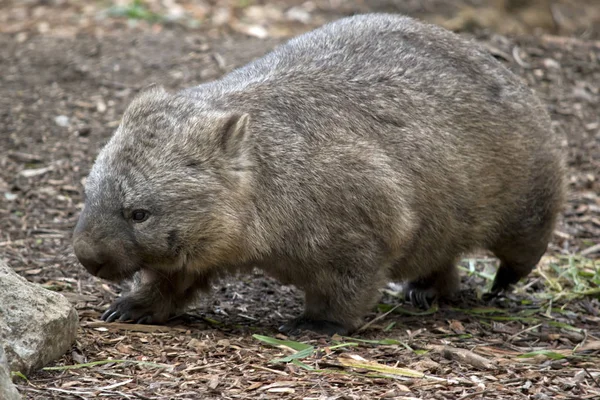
top-left (189, 13), bottom-right (557, 163)
top-left (206, 13), bottom-right (530, 110)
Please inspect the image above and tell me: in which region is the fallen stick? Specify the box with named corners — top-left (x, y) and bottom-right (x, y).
top-left (428, 345), bottom-right (497, 370)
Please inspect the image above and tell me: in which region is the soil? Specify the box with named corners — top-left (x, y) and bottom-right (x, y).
top-left (1, 1), bottom-right (599, 399)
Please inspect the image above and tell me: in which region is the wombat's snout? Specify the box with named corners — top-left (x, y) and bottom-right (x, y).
top-left (73, 238), bottom-right (107, 277)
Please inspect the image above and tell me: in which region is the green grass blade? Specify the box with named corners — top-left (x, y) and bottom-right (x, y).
top-left (271, 346), bottom-right (315, 363)
top-left (252, 334), bottom-right (312, 351)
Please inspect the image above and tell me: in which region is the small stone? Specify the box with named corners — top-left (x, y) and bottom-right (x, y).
top-left (245, 25), bottom-right (268, 39)
top-left (15, 32), bottom-right (27, 43)
top-left (542, 58), bottom-right (560, 69)
top-left (37, 22), bottom-right (50, 34)
top-left (54, 115), bottom-right (70, 127)
top-left (4, 192), bottom-right (18, 201)
top-left (207, 375), bottom-right (219, 390)
top-left (96, 100), bottom-right (107, 113)
top-left (572, 87), bottom-right (594, 102)
top-left (244, 5), bottom-right (282, 20)
top-left (212, 7), bottom-right (230, 26)
top-left (76, 127), bottom-right (91, 137)
top-left (286, 7), bottom-right (312, 24)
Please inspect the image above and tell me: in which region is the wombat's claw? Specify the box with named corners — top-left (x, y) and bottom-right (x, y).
top-left (279, 317), bottom-right (349, 336)
top-left (100, 301), bottom-right (157, 324)
top-left (483, 285), bottom-right (508, 301)
top-left (136, 316), bottom-right (152, 324)
top-left (116, 312), bottom-right (132, 322)
top-left (482, 291), bottom-right (500, 301)
top-left (405, 288), bottom-right (436, 310)
top-left (101, 309), bottom-right (120, 322)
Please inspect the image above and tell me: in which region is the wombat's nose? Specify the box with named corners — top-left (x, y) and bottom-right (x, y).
top-left (73, 239), bottom-right (105, 276)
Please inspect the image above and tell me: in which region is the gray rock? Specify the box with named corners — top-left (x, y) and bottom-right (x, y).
top-left (0, 260), bottom-right (78, 375)
top-left (0, 346), bottom-right (20, 400)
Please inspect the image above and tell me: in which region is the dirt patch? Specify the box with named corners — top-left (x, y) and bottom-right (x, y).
top-left (1, 1), bottom-right (599, 399)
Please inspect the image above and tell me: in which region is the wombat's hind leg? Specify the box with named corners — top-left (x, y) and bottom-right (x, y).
top-left (280, 261), bottom-right (387, 336)
top-left (489, 175), bottom-right (562, 297)
top-left (404, 263), bottom-right (459, 309)
top-left (489, 239), bottom-right (548, 297)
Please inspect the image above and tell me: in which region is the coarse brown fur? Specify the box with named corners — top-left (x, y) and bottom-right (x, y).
top-left (72, 13), bottom-right (566, 335)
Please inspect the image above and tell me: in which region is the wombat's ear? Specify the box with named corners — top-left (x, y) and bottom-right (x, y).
top-left (220, 113), bottom-right (251, 161)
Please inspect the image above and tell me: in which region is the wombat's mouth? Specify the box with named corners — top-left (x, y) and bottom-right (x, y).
top-left (93, 264), bottom-right (140, 282)
top-left (74, 236), bottom-right (142, 282)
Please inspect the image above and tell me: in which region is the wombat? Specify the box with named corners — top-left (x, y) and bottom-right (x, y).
top-left (73, 13), bottom-right (565, 335)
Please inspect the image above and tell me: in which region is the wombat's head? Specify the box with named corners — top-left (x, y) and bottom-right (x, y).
top-left (73, 86), bottom-right (254, 281)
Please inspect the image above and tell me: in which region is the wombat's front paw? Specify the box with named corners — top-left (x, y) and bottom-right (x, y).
top-left (279, 316), bottom-right (349, 336)
top-left (101, 296), bottom-right (169, 324)
top-left (404, 286), bottom-right (438, 310)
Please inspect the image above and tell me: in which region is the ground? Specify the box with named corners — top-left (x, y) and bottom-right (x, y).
top-left (1, 0), bottom-right (599, 399)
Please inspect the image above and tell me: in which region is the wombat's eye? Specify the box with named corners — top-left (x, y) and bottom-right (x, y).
top-left (131, 210), bottom-right (150, 223)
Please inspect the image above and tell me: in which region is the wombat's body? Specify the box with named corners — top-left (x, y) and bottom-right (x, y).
top-left (73, 14), bottom-right (565, 335)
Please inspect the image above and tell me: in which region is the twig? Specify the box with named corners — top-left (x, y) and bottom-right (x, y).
top-left (46, 387), bottom-right (95, 399)
top-left (458, 390), bottom-right (491, 400)
top-left (584, 367), bottom-right (600, 389)
top-left (581, 243), bottom-right (600, 257)
top-left (82, 321), bottom-right (189, 333)
top-left (573, 329), bottom-right (589, 353)
top-left (132, 392), bottom-right (156, 400)
top-left (99, 79), bottom-right (143, 90)
top-left (98, 379), bottom-right (134, 390)
top-left (439, 345), bottom-right (497, 370)
top-left (512, 46), bottom-right (530, 68)
top-left (249, 364), bottom-right (289, 376)
top-left (482, 44), bottom-right (511, 61)
top-left (212, 52), bottom-right (227, 71)
top-left (357, 304), bottom-right (401, 332)
top-left (541, 34), bottom-right (600, 49)
top-left (182, 362), bottom-right (227, 373)
top-left (508, 324), bottom-right (542, 343)
top-left (547, 386), bottom-right (595, 399)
